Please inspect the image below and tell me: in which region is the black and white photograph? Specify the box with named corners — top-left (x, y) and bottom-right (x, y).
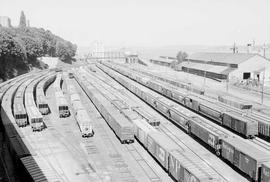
top-left (1, 0), bottom-right (270, 181)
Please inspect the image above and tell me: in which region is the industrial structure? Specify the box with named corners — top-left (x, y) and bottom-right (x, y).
top-left (182, 52), bottom-right (270, 83)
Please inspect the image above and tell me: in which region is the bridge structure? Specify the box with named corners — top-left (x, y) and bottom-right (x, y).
top-left (88, 51), bottom-right (125, 60)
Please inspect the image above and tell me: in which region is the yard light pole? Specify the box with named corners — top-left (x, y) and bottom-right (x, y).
top-left (261, 67), bottom-right (265, 104)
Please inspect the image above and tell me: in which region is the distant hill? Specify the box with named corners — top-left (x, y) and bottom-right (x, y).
top-left (0, 26), bottom-right (77, 81)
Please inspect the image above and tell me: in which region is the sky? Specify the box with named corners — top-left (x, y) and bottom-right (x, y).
top-left (1, 0), bottom-right (270, 47)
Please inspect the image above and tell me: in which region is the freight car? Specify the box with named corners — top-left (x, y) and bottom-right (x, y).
top-left (13, 102), bottom-right (27, 127)
top-left (75, 109), bottom-right (94, 137)
top-left (218, 95), bottom-right (252, 110)
top-left (75, 71), bottom-right (134, 144)
top-left (103, 62), bottom-right (259, 139)
top-left (53, 73), bottom-right (62, 91)
top-left (133, 119), bottom-right (224, 181)
top-left (222, 137), bottom-right (270, 181)
top-left (66, 81), bottom-right (94, 138)
top-left (24, 75), bottom-right (46, 131)
top-left (36, 73), bottom-right (56, 115)
top-left (13, 78), bottom-right (34, 127)
top-left (55, 91), bottom-right (70, 118)
top-left (98, 63), bottom-right (270, 182)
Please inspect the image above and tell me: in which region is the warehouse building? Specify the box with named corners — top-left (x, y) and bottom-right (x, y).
top-left (182, 52), bottom-right (270, 83)
top-left (125, 53), bottom-right (139, 63)
top-left (150, 57), bottom-right (177, 67)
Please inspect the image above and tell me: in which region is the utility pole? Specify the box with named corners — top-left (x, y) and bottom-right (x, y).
top-left (231, 42), bottom-right (238, 53)
top-left (203, 61), bottom-right (207, 92)
top-left (261, 67), bottom-right (265, 104)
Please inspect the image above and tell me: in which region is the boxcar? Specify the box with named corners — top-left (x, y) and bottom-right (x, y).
top-left (146, 131), bottom-right (179, 170)
top-left (261, 162), bottom-right (270, 182)
top-left (75, 109), bottom-right (94, 137)
top-left (13, 101), bottom-right (28, 127)
top-left (218, 95), bottom-right (252, 110)
top-left (171, 90), bottom-right (187, 105)
top-left (168, 105), bottom-right (192, 132)
top-left (169, 150), bottom-right (218, 182)
top-left (155, 98), bottom-right (175, 118)
top-left (221, 137), bottom-right (270, 181)
top-left (198, 101), bottom-right (224, 124)
top-left (133, 119), bottom-right (157, 145)
top-left (222, 111), bottom-right (258, 138)
top-left (189, 117), bottom-right (223, 155)
top-left (184, 95), bottom-right (200, 112)
top-left (27, 106), bottom-right (44, 132)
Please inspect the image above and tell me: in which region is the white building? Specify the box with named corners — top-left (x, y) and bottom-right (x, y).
top-left (0, 16), bottom-right (11, 27)
top-left (185, 52), bottom-right (270, 83)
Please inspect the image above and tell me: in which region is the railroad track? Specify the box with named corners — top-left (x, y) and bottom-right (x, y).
top-left (82, 66), bottom-right (239, 182)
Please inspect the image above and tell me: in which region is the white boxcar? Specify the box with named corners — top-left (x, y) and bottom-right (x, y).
top-left (75, 109), bottom-right (94, 137)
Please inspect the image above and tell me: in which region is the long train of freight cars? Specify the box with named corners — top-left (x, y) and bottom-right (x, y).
top-left (97, 63), bottom-right (270, 182)
top-left (36, 73), bottom-right (56, 115)
top-left (101, 62), bottom-right (263, 139)
top-left (120, 62), bottom-right (253, 110)
top-left (1, 71), bottom-right (62, 181)
top-left (75, 67), bottom-right (232, 182)
top-left (113, 62), bottom-right (206, 95)
top-left (13, 72), bottom-right (49, 129)
top-left (107, 62), bottom-right (270, 139)
top-left (24, 73), bottom-right (48, 131)
top-left (53, 73), bottom-right (70, 118)
top-left (66, 82), bottom-right (94, 137)
top-left (75, 71), bottom-right (134, 144)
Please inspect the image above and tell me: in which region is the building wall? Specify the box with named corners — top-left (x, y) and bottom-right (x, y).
top-left (229, 55), bottom-right (270, 82)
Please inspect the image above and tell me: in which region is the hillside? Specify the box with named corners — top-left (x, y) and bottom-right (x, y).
top-left (0, 26), bottom-right (77, 82)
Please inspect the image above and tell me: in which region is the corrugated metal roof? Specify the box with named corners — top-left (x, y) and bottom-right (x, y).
top-left (188, 52), bottom-right (257, 64)
top-left (181, 62), bottom-right (229, 74)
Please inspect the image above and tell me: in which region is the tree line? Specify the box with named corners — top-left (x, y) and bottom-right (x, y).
top-left (0, 11), bottom-right (77, 81)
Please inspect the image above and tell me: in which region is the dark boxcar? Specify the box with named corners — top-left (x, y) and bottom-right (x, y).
top-left (218, 95), bottom-right (252, 110)
top-left (261, 162), bottom-right (270, 182)
top-left (168, 105), bottom-right (192, 132)
top-left (223, 111), bottom-right (258, 138)
top-left (189, 117), bottom-right (222, 154)
top-left (198, 101), bottom-right (224, 124)
top-left (169, 150), bottom-right (220, 182)
top-left (258, 121), bottom-right (270, 138)
top-left (222, 137), bottom-right (270, 181)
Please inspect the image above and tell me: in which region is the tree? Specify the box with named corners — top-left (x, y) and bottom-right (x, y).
top-left (19, 11), bottom-right (26, 28)
top-left (176, 51), bottom-right (188, 63)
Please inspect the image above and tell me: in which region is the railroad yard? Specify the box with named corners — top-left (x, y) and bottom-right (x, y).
top-left (1, 60), bottom-right (270, 182)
